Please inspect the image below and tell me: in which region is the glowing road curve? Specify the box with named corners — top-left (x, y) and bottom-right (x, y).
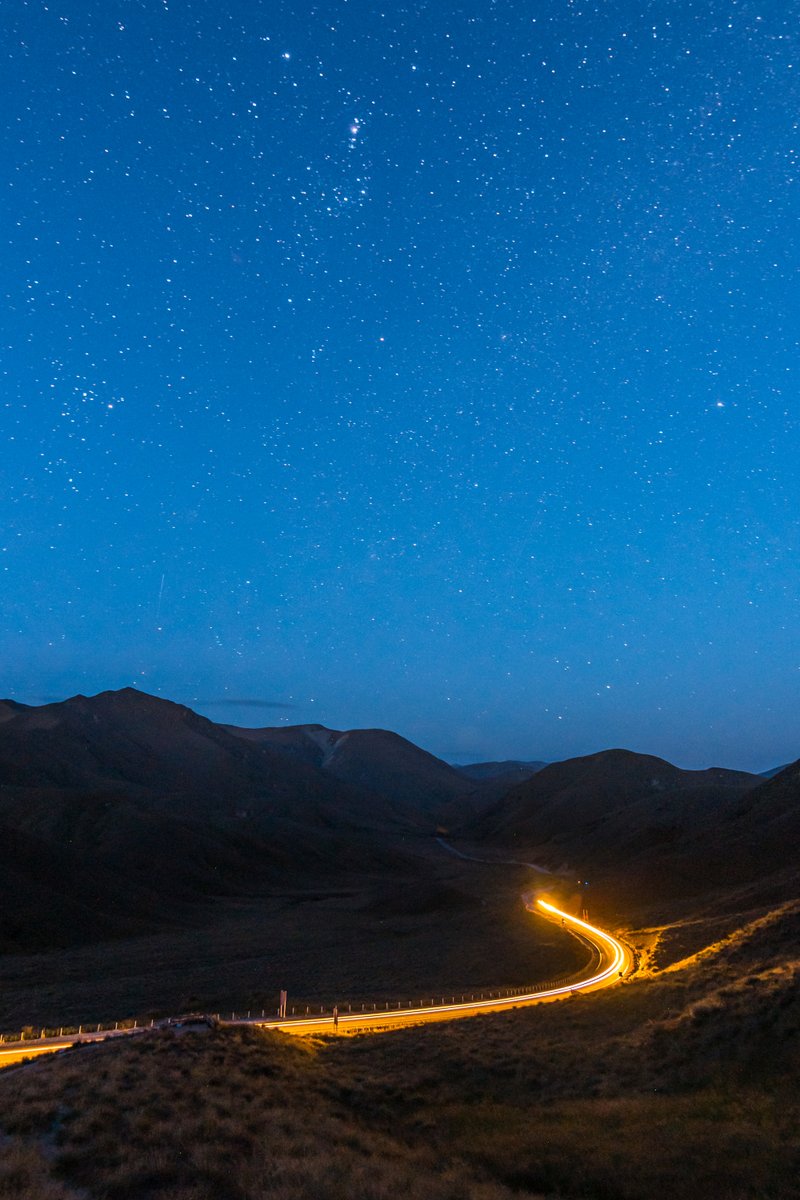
top-left (0, 899), bottom-right (631, 1064)
top-left (248, 898), bottom-right (631, 1036)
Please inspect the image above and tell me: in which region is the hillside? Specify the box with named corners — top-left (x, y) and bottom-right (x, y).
top-left (223, 721), bottom-right (479, 819)
top-left (0, 690), bottom-right (418, 952)
top-left (466, 748), bottom-right (759, 842)
top-left (0, 887), bottom-right (797, 1200)
top-left (451, 759), bottom-right (548, 806)
top-left (2, 690), bottom-right (796, 1029)
top-left (0, 699), bottom-right (29, 724)
top-left (0, 784), bottom-right (284, 953)
top-left (707, 757), bottom-right (800, 876)
top-left (455, 759), bottom-right (547, 782)
top-left (0, 710), bottom-right (798, 1198)
top-left (0, 690), bottom-right (386, 830)
top-left (759, 762), bottom-right (793, 779)
top-left (459, 748), bottom-right (767, 917)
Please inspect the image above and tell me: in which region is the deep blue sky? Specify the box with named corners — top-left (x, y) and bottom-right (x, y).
top-left (3, 0), bottom-right (798, 771)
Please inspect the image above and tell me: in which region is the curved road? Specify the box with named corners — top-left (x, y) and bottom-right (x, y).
top-left (0, 899), bottom-right (630, 1065)
top-left (247, 898), bottom-right (630, 1036)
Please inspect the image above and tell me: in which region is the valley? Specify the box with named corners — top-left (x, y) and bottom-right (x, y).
top-left (0, 689), bottom-right (798, 1198)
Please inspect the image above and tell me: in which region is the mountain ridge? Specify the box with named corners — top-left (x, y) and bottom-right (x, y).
top-left (456, 747), bottom-right (800, 918)
top-left (0, 689), bottom-right (420, 951)
top-left (3, 688), bottom-right (796, 950)
top-left (221, 720), bottom-right (478, 817)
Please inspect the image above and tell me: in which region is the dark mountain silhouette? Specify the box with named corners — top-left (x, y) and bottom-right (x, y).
top-left (221, 722), bottom-right (338, 769)
top-left (455, 760), bottom-right (547, 783)
top-left (4, 690), bottom-right (793, 953)
top-left (222, 722), bottom-right (477, 818)
top-left (634, 756), bottom-right (800, 911)
top-left (711, 757), bottom-right (800, 873)
top-left (0, 699), bottom-right (29, 724)
top-left (759, 762), bottom-right (793, 779)
top-left (0, 690), bottom-right (417, 951)
top-left (459, 748), bottom-right (770, 914)
top-left (464, 748), bottom-right (759, 846)
top-left (0, 689), bottom-right (392, 832)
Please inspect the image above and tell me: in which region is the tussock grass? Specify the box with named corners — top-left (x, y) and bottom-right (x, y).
top-left (651, 899), bottom-right (800, 973)
top-left (0, 1138), bottom-right (82, 1199)
top-left (427, 1091), bottom-right (797, 1199)
top-left (0, 1028), bottom-right (523, 1200)
top-left (1, 895), bottom-right (798, 1198)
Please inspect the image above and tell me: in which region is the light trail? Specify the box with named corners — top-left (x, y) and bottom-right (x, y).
top-left (0, 1040), bottom-right (77, 1068)
top-left (0, 1028), bottom-right (141, 1068)
top-left (0, 900), bottom-right (631, 1063)
top-left (248, 899), bottom-right (630, 1035)
top-left (535, 900), bottom-right (627, 990)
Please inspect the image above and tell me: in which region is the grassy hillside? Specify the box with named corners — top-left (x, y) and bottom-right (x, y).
top-left (0, 889), bottom-right (797, 1200)
top-left (0, 690), bottom-right (425, 952)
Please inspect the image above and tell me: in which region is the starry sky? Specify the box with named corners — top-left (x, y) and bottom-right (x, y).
top-left (3, 0), bottom-right (799, 771)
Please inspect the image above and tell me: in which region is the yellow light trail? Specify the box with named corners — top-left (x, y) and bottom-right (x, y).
top-left (251, 898), bottom-right (630, 1035)
top-left (0, 899), bottom-right (631, 1062)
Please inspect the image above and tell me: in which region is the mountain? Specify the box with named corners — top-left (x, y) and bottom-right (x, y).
top-left (0, 689), bottom-right (390, 833)
top-left (0, 690), bottom-right (415, 951)
top-left (455, 760), bottom-right (547, 782)
top-left (0, 699), bottom-right (29, 724)
top-left (464, 748), bottom-right (759, 846)
top-left (711, 757), bottom-right (800, 873)
top-left (759, 762), bottom-right (794, 779)
top-left (458, 748), bottom-right (768, 915)
top-left (221, 722), bottom-right (339, 770)
top-left (0, 782), bottom-right (286, 952)
top-left (222, 722), bottom-right (477, 819)
top-left (7, 690), bottom-right (790, 955)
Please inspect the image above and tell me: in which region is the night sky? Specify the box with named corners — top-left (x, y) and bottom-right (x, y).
top-left (3, 0), bottom-right (799, 771)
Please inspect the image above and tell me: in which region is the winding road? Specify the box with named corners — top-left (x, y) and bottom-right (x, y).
top-left (0, 898), bottom-right (631, 1064)
top-left (247, 898), bottom-right (630, 1035)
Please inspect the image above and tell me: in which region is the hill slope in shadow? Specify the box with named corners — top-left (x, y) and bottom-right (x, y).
top-left (457, 747), bottom-right (778, 917)
top-left (0, 690), bottom-right (419, 952)
top-left (222, 721), bottom-right (486, 820)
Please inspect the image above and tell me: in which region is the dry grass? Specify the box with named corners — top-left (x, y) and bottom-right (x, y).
top-left (0, 1138), bottom-right (82, 1199)
top-left (0, 1028), bottom-right (525, 1200)
top-left (639, 899), bottom-right (800, 974)
top-left (1, 889), bottom-right (798, 1200)
top-left (421, 1090), bottom-right (797, 1199)
top-left (1, 887), bottom-right (798, 1198)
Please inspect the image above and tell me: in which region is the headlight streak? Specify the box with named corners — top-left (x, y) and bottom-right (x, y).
top-left (0, 901), bottom-right (630, 1062)
top-left (253, 899), bottom-right (629, 1034)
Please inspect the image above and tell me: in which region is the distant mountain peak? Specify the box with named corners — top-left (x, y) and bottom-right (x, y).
top-left (222, 719), bottom-right (476, 815)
